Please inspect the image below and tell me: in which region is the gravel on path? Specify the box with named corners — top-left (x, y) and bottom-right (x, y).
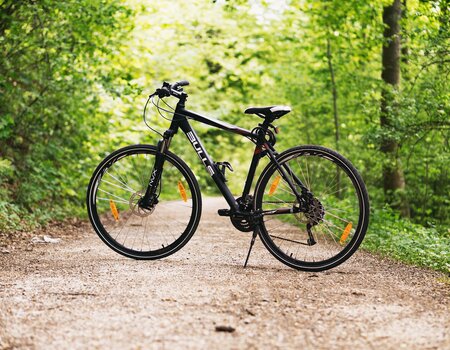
top-left (0, 197), bottom-right (449, 349)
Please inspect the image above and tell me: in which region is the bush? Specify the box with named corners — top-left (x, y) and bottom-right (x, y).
top-left (363, 205), bottom-right (450, 273)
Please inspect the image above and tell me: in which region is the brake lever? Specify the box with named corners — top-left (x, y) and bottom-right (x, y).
top-left (155, 87), bottom-right (171, 98)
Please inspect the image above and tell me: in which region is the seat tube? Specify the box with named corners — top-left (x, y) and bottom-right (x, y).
top-left (242, 145), bottom-right (263, 198)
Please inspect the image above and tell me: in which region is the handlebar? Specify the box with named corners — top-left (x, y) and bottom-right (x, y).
top-left (152, 80), bottom-right (190, 99)
top-left (172, 80), bottom-right (189, 90)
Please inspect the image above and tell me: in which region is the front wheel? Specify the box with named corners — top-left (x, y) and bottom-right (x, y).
top-left (254, 145), bottom-right (369, 271)
top-left (86, 144), bottom-right (202, 259)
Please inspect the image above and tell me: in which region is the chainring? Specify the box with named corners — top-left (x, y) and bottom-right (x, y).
top-left (230, 196), bottom-right (255, 232)
top-left (230, 215), bottom-right (254, 232)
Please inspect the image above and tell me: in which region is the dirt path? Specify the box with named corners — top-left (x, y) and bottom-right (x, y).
top-left (0, 197), bottom-right (449, 349)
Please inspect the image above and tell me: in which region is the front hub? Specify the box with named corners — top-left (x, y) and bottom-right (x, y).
top-left (132, 191), bottom-right (156, 217)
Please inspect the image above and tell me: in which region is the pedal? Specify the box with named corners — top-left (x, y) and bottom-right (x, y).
top-left (218, 209), bottom-right (231, 217)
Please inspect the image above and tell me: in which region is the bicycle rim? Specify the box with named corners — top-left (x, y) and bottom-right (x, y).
top-left (87, 145), bottom-right (201, 259)
top-left (255, 146), bottom-right (369, 271)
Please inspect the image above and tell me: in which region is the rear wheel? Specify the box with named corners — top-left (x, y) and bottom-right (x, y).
top-left (254, 145), bottom-right (369, 271)
top-left (86, 145), bottom-right (201, 259)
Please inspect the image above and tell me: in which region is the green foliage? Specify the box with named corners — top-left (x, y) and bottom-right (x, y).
top-left (0, 0), bottom-right (448, 272)
top-left (0, 0), bottom-right (132, 229)
top-left (363, 206), bottom-right (450, 273)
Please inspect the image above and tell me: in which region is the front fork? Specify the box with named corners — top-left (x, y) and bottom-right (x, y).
top-left (139, 138), bottom-right (170, 209)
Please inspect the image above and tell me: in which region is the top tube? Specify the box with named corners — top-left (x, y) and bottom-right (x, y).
top-left (179, 108), bottom-right (254, 138)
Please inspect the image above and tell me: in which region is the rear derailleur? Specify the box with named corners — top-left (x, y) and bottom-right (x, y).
top-left (297, 192), bottom-right (325, 246)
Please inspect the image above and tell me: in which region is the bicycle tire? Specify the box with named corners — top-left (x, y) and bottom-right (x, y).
top-left (86, 144), bottom-right (202, 259)
top-left (254, 145), bottom-right (369, 271)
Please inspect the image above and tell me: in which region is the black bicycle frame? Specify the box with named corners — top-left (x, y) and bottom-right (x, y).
top-left (142, 95), bottom-right (306, 214)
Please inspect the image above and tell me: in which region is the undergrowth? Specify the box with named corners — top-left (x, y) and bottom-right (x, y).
top-left (0, 201), bottom-right (86, 234)
top-left (1, 197), bottom-right (448, 274)
top-left (362, 206), bottom-right (450, 274)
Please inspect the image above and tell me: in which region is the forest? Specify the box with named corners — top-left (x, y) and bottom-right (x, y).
top-left (0, 0), bottom-right (449, 272)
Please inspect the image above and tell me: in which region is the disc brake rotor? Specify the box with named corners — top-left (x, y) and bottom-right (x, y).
top-left (129, 191), bottom-right (154, 217)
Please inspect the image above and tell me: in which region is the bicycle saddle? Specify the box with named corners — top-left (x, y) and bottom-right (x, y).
top-left (244, 105), bottom-right (291, 119)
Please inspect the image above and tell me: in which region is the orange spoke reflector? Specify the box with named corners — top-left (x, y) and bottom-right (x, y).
top-left (340, 222), bottom-right (353, 244)
top-left (268, 175), bottom-right (281, 196)
top-left (109, 199), bottom-right (119, 221)
top-left (178, 181), bottom-right (188, 202)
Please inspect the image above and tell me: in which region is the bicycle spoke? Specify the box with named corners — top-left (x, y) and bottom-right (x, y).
top-left (129, 156), bottom-right (145, 190)
top-left (275, 183), bottom-right (296, 196)
top-left (105, 171), bottom-right (137, 193)
top-left (324, 210), bottom-right (352, 223)
top-left (113, 210), bottom-right (135, 241)
top-left (322, 218), bottom-right (347, 232)
top-left (97, 197), bottom-right (129, 204)
top-left (325, 205), bottom-right (353, 213)
top-left (265, 220), bottom-right (297, 233)
top-left (262, 200), bottom-right (297, 204)
top-left (130, 217), bottom-right (144, 250)
top-left (319, 222), bottom-right (341, 246)
top-left (89, 147), bottom-right (200, 258)
top-left (158, 202), bottom-right (193, 209)
top-left (257, 146), bottom-right (367, 270)
top-left (305, 156), bottom-right (311, 191)
top-left (297, 164), bottom-right (310, 191)
top-left (97, 188), bottom-right (130, 203)
top-left (100, 179), bottom-right (137, 194)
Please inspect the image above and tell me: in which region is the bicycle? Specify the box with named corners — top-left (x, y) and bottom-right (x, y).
top-left (86, 80), bottom-right (369, 271)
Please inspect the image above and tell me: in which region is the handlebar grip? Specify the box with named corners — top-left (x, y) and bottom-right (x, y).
top-left (172, 80), bottom-right (190, 90)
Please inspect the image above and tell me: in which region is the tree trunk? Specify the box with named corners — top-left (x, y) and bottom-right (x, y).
top-left (380, 0), bottom-right (410, 217)
top-left (326, 37), bottom-right (341, 198)
top-left (401, 0), bottom-right (409, 75)
top-left (326, 38), bottom-right (340, 152)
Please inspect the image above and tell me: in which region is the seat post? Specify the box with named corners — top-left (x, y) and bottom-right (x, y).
top-left (260, 118), bottom-right (273, 130)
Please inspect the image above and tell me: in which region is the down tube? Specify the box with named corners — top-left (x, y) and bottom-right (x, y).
top-left (180, 122), bottom-right (239, 211)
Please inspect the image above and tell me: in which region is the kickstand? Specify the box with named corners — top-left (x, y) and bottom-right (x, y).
top-left (244, 227), bottom-right (258, 268)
